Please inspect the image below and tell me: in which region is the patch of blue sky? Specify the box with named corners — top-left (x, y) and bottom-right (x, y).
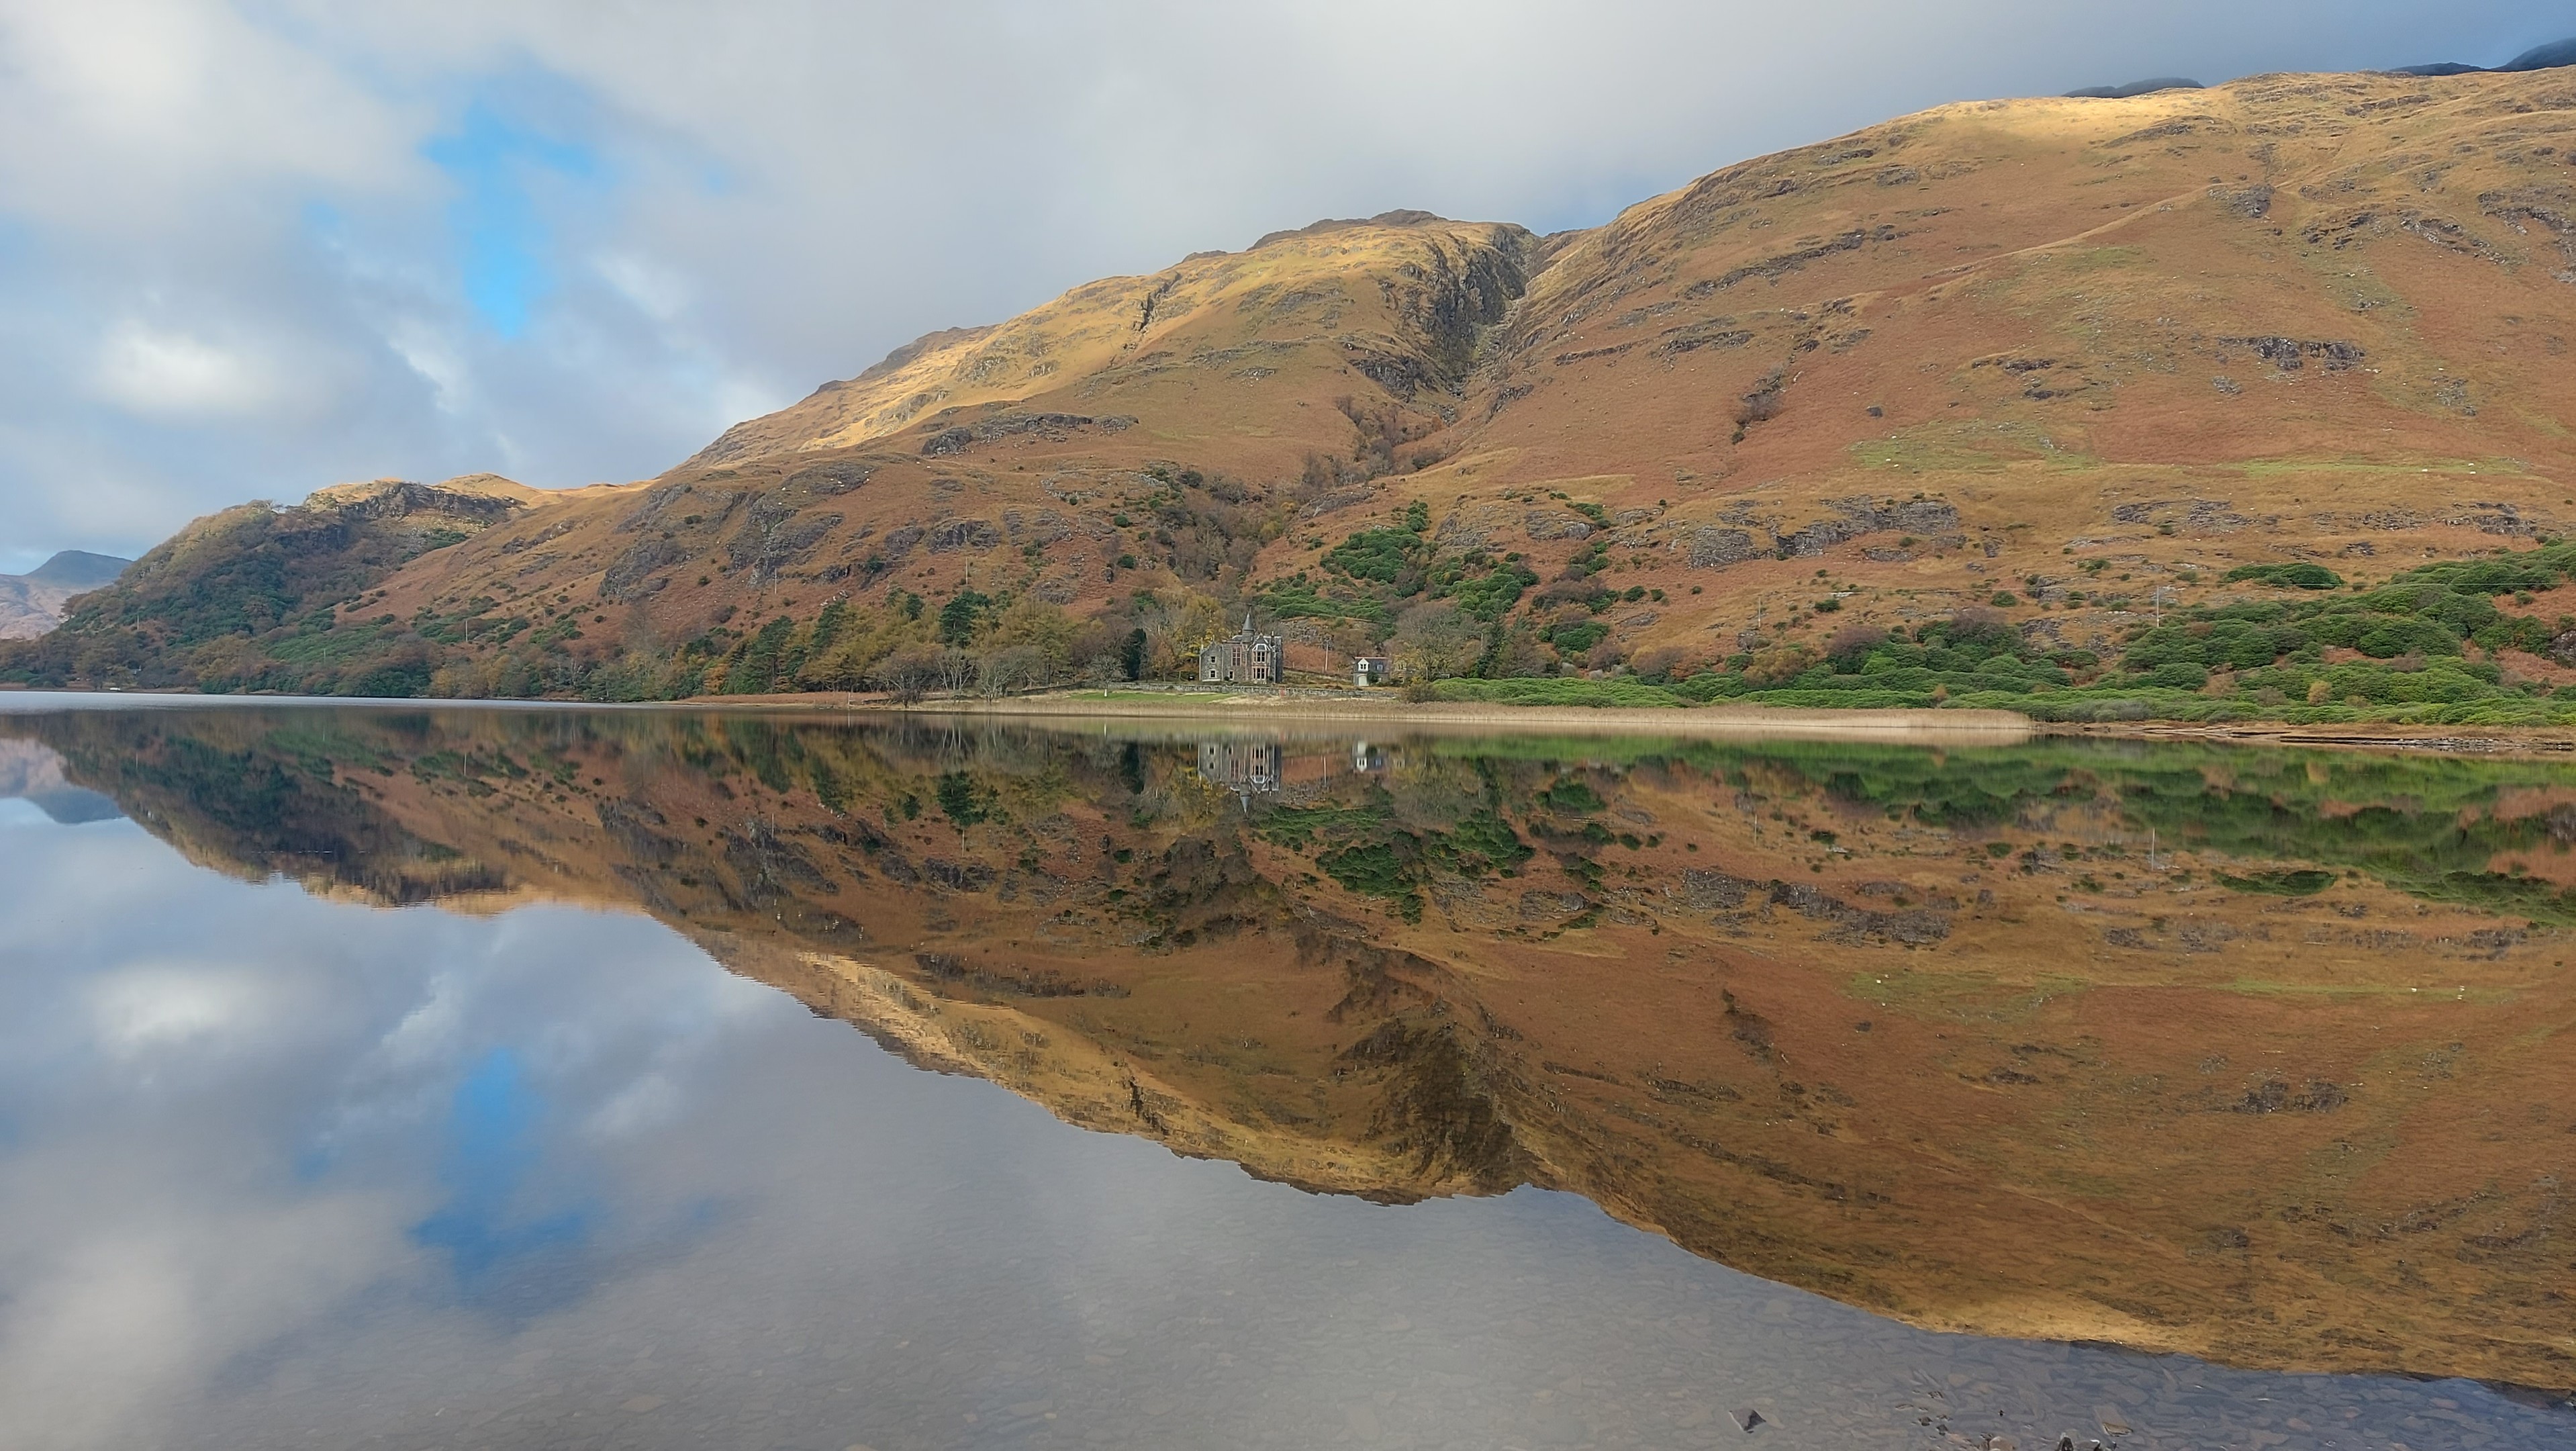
top-left (298, 198), bottom-right (346, 248)
top-left (425, 106), bottom-right (603, 339)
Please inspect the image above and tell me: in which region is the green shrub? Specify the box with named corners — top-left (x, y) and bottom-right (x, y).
top-left (2225, 562), bottom-right (2342, 590)
top-left (1428, 677), bottom-right (1684, 708)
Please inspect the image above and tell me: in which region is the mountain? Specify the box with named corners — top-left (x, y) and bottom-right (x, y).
top-left (0, 476), bottom-right (553, 693)
top-left (0, 550), bottom-right (131, 641)
top-left (11, 64), bottom-right (2576, 714)
top-left (2397, 34), bottom-right (2576, 77)
top-left (9, 705), bottom-right (2574, 1395)
top-left (23, 550), bottom-right (132, 591)
top-left (2063, 77), bottom-right (2202, 99)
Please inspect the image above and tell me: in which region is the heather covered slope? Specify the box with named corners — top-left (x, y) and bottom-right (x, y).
top-left (683, 209), bottom-right (1538, 470)
top-left (11, 67), bottom-right (2576, 708)
top-left (3, 475), bottom-right (553, 694)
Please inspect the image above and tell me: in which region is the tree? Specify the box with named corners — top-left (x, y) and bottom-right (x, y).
top-left (1392, 600), bottom-right (1481, 682)
top-left (1480, 622), bottom-right (1555, 679)
top-left (1139, 589), bottom-right (1226, 678)
top-left (1119, 627), bottom-right (1147, 682)
top-left (988, 596), bottom-right (1077, 674)
top-left (980, 643), bottom-right (1048, 696)
top-left (871, 644), bottom-right (942, 704)
top-left (939, 590), bottom-right (993, 646)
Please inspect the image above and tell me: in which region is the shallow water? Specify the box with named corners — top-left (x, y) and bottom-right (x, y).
top-left (1, 700), bottom-right (2571, 1450)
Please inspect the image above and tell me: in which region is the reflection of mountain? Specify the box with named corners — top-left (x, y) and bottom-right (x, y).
top-left (8, 706), bottom-right (2574, 1398)
top-left (0, 737), bottom-right (120, 823)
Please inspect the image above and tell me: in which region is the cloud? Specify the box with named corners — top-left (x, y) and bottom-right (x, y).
top-left (0, 0), bottom-right (2566, 561)
top-left (89, 324), bottom-right (282, 418)
top-left (87, 963), bottom-right (275, 1054)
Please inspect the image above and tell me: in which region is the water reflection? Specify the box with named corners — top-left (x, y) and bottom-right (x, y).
top-left (1, 701), bottom-right (2571, 1449)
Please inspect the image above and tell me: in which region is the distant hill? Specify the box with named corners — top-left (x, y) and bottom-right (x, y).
top-left (0, 477), bottom-right (540, 690)
top-left (2063, 77), bottom-right (2201, 99)
top-left (24, 550), bottom-right (130, 590)
top-left (2395, 34), bottom-right (2576, 77)
top-left (13, 62), bottom-right (2576, 718)
top-left (0, 550), bottom-right (132, 641)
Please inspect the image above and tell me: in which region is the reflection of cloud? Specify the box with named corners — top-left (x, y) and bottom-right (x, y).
top-left (0, 823), bottom-right (771, 1448)
top-left (586, 1070), bottom-right (680, 1141)
top-left (88, 966), bottom-right (272, 1055)
top-left (0, 1197), bottom-right (407, 1451)
top-left (0, 766), bottom-right (2535, 1450)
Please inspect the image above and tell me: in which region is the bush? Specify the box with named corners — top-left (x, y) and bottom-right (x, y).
top-left (1825, 624), bottom-right (1890, 664)
top-left (2226, 561), bottom-right (2343, 590)
top-left (1429, 678), bottom-right (1684, 708)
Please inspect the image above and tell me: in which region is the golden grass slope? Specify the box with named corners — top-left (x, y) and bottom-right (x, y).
top-left (397, 68), bottom-right (2576, 688)
top-left (683, 212), bottom-right (1538, 469)
top-left (27, 67), bottom-right (2576, 696)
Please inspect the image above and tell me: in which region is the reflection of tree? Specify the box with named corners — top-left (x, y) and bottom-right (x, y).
top-left (9, 707), bottom-right (2576, 1394)
top-left (1715, 736), bottom-right (2576, 921)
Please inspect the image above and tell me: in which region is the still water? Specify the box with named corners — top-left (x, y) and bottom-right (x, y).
top-left (1, 699), bottom-right (2571, 1450)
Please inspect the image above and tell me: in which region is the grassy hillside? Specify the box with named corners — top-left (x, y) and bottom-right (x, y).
top-left (1, 476), bottom-right (549, 695)
top-left (11, 67), bottom-right (2576, 710)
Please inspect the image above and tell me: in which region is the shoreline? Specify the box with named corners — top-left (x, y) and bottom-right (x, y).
top-left (11, 684), bottom-right (2576, 753)
top-left (856, 692), bottom-right (2036, 743)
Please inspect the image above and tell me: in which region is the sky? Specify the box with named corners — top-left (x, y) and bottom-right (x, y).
top-left (0, 1), bottom-right (2568, 573)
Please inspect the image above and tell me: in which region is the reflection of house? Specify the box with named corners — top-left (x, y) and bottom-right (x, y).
top-left (1351, 656), bottom-right (1390, 688)
top-left (1196, 741), bottom-right (1281, 797)
top-left (1199, 617), bottom-right (1283, 685)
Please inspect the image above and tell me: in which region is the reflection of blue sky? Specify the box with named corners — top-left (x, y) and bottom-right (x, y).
top-left (424, 107), bottom-right (602, 338)
top-left (0, 729), bottom-right (2559, 1450)
top-left (412, 1048), bottom-right (593, 1297)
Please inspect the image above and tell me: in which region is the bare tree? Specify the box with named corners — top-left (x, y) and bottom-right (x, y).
top-left (1393, 600), bottom-right (1482, 682)
top-left (979, 644), bottom-right (1047, 696)
top-left (935, 647), bottom-right (980, 696)
top-left (871, 644), bottom-right (942, 704)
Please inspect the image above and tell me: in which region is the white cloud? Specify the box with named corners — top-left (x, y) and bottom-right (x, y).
top-left (89, 323), bottom-right (281, 418)
top-left (593, 250), bottom-right (690, 322)
top-left (0, 0), bottom-right (419, 227)
top-left (385, 316), bottom-right (471, 416)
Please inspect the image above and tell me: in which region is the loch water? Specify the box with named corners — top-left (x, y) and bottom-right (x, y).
top-left (1, 698), bottom-right (2571, 1451)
